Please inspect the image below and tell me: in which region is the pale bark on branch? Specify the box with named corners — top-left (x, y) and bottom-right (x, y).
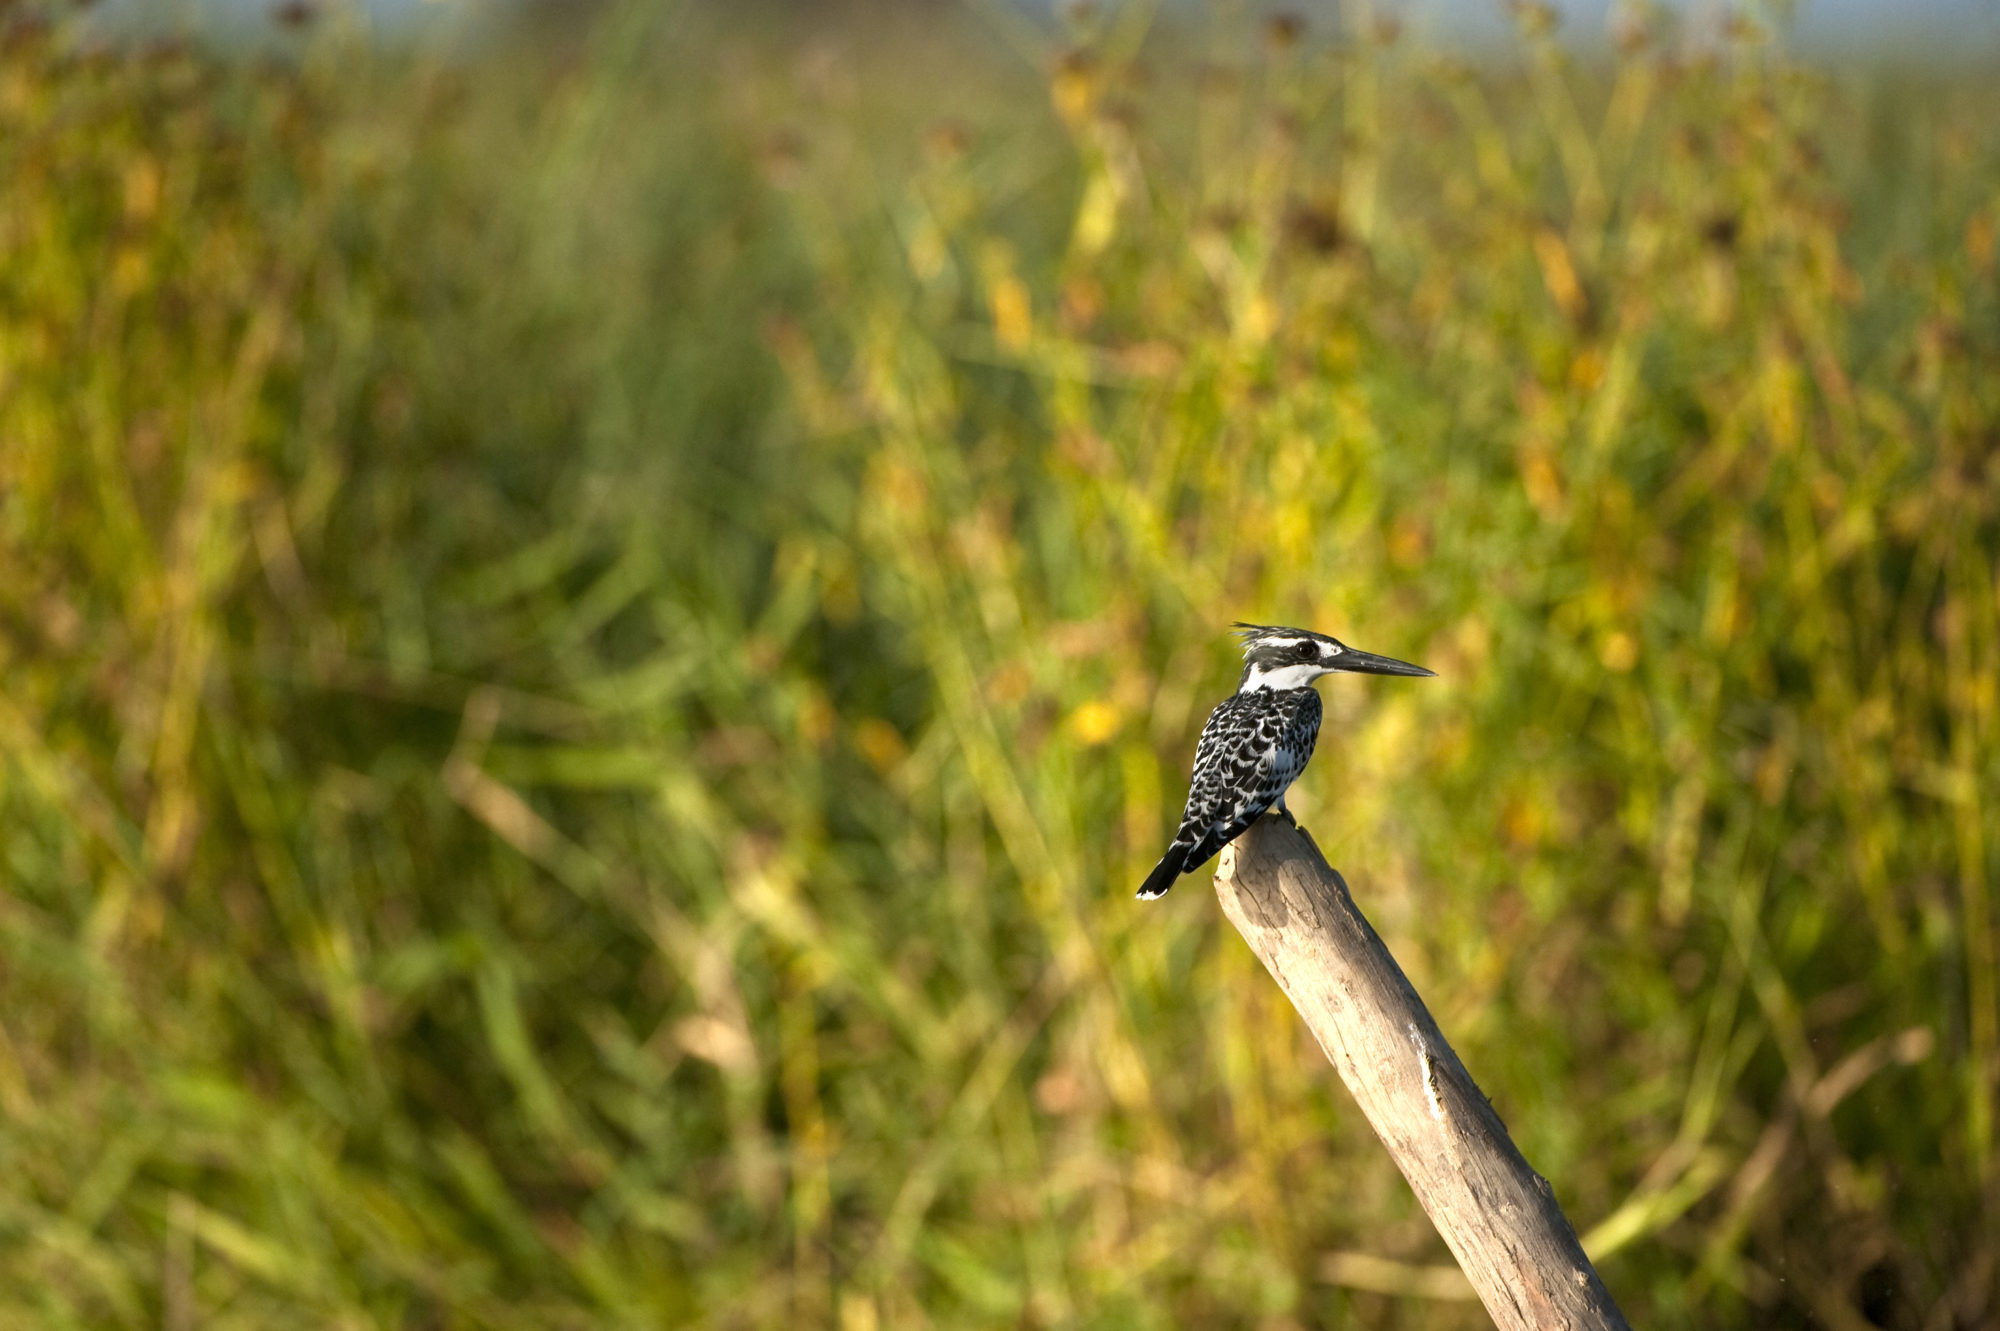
top-left (1214, 815), bottom-right (1631, 1331)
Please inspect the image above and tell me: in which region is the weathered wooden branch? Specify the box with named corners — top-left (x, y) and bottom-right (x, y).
top-left (1214, 815), bottom-right (1631, 1331)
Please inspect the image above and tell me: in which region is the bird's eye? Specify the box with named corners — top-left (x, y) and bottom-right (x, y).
top-left (1295, 641), bottom-right (1316, 660)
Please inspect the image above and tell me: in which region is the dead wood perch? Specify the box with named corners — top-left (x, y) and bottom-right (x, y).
top-left (1214, 815), bottom-right (1631, 1331)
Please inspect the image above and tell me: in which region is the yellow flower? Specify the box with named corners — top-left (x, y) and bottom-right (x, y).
top-left (1067, 699), bottom-right (1122, 746)
top-left (1599, 631), bottom-right (1639, 673)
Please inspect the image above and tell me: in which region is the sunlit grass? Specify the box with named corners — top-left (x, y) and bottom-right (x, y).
top-left (0, 3), bottom-right (1996, 1327)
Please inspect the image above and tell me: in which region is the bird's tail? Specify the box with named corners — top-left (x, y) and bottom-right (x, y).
top-left (1136, 843), bottom-right (1189, 900)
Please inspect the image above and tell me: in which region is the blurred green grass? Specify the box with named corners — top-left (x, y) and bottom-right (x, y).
top-left (1, 2), bottom-right (1997, 1326)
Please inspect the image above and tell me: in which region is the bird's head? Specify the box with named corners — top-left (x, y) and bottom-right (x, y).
top-left (1233, 622), bottom-right (1436, 692)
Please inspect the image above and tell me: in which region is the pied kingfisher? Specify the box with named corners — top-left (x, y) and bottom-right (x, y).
top-left (1136, 622), bottom-right (1434, 900)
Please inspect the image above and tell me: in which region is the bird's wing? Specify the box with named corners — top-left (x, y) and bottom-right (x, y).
top-left (1175, 695), bottom-right (1252, 835)
top-left (1175, 689), bottom-right (1323, 866)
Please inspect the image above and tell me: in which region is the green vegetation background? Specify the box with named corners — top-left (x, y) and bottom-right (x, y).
top-left (2, 1), bottom-right (1997, 1325)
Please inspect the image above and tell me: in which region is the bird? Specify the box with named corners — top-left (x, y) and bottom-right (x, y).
top-left (1136, 622), bottom-right (1435, 899)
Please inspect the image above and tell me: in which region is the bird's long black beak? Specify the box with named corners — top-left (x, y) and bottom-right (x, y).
top-left (1332, 646), bottom-right (1436, 677)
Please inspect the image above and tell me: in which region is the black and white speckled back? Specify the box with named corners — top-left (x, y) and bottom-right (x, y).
top-left (1172, 685), bottom-right (1322, 867)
